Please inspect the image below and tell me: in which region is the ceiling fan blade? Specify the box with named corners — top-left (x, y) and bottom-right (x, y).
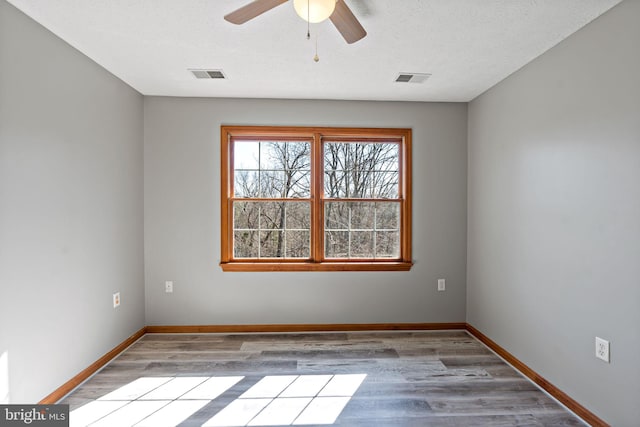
top-left (330, 0), bottom-right (367, 44)
top-left (224, 0), bottom-right (288, 25)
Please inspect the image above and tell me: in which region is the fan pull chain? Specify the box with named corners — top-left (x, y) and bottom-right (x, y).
top-left (313, 33), bottom-right (319, 62)
top-left (306, 0), bottom-right (310, 39)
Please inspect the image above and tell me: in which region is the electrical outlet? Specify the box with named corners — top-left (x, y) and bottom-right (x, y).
top-left (165, 281), bottom-right (174, 293)
top-left (595, 337), bottom-right (610, 363)
top-left (437, 279), bottom-right (446, 291)
top-left (113, 292), bottom-right (120, 308)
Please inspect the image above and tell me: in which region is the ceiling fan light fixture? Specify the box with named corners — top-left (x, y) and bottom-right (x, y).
top-left (293, 0), bottom-right (336, 23)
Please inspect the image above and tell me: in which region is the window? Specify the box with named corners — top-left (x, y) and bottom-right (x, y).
top-left (220, 126), bottom-right (412, 271)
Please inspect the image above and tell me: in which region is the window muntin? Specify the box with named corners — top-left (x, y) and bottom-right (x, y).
top-left (221, 126), bottom-right (412, 272)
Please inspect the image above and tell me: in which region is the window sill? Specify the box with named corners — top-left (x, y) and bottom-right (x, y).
top-left (219, 261), bottom-right (413, 272)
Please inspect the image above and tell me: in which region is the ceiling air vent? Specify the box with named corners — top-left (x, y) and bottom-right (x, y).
top-left (395, 73), bottom-right (431, 84)
top-left (190, 69), bottom-right (227, 79)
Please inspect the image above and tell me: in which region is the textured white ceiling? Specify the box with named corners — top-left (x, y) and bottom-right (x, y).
top-left (7, 0), bottom-right (623, 101)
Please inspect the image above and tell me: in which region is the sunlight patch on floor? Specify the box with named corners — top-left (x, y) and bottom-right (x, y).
top-left (97, 377), bottom-right (173, 401)
top-left (181, 376), bottom-right (245, 400)
top-left (139, 377), bottom-right (209, 400)
top-left (69, 374), bottom-right (366, 426)
top-left (71, 376), bottom-right (243, 427)
top-left (293, 397), bottom-right (352, 425)
top-left (202, 398), bottom-right (272, 427)
top-left (239, 376), bottom-right (298, 399)
top-left (204, 374), bottom-right (366, 426)
top-left (280, 375), bottom-right (332, 398)
top-left (247, 397), bottom-right (311, 426)
top-left (135, 400), bottom-right (211, 427)
top-left (69, 400), bottom-right (130, 426)
top-left (90, 400), bottom-right (169, 427)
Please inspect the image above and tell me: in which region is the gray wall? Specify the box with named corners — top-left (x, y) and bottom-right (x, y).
top-left (467, 1), bottom-right (640, 425)
top-left (144, 98), bottom-right (467, 325)
top-left (0, 1), bottom-right (145, 403)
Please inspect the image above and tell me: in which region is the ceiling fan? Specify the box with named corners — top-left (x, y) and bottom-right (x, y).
top-left (224, 0), bottom-right (367, 44)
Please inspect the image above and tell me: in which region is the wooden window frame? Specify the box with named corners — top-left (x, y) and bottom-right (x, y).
top-left (220, 125), bottom-right (413, 272)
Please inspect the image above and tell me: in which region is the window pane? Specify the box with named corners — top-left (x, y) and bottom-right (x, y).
top-left (326, 202), bottom-right (377, 230)
top-left (350, 202), bottom-right (375, 229)
top-left (261, 141), bottom-right (311, 198)
top-left (234, 230), bottom-right (258, 258)
top-left (260, 142), bottom-right (283, 170)
top-left (234, 140), bottom-right (311, 199)
top-left (260, 170), bottom-right (286, 198)
top-left (351, 231), bottom-right (374, 258)
top-left (323, 143), bottom-right (348, 172)
top-left (371, 172), bottom-right (399, 198)
top-left (234, 141), bottom-right (260, 169)
top-left (376, 231), bottom-right (400, 258)
top-left (325, 202), bottom-right (349, 230)
top-left (258, 170), bottom-right (309, 198)
top-left (377, 145), bottom-right (399, 171)
top-left (260, 230), bottom-right (284, 257)
top-left (286, 202), bottom-right (311, 229)
top-left (289, 171), bottom-right (311, 198)
top-left (323, 142), bottom-right (399, 199)
top-left (233, 201), bottom-right (310, 259)
top-left (234, 171), bottom-right (259, 198)
top-left (324, 201), bottom-right (400, 259)
top-left (324, 170), bottom-right (353, 198)
top-left (234, 201), bottom-right (260, 229)
top-left (260, 142), bottom-right (310, 171)
top-left (325, 231), bottom-right (349, 258)
top-left (285, 231), bottom-right (310, 258)
top-left (259, 202), bottom-right (285, 230)
top-left (375, 202), bottom-right (400, 230)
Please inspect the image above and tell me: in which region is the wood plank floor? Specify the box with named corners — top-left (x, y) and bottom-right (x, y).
top-left (61, 331), bottom-right (585, 426)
